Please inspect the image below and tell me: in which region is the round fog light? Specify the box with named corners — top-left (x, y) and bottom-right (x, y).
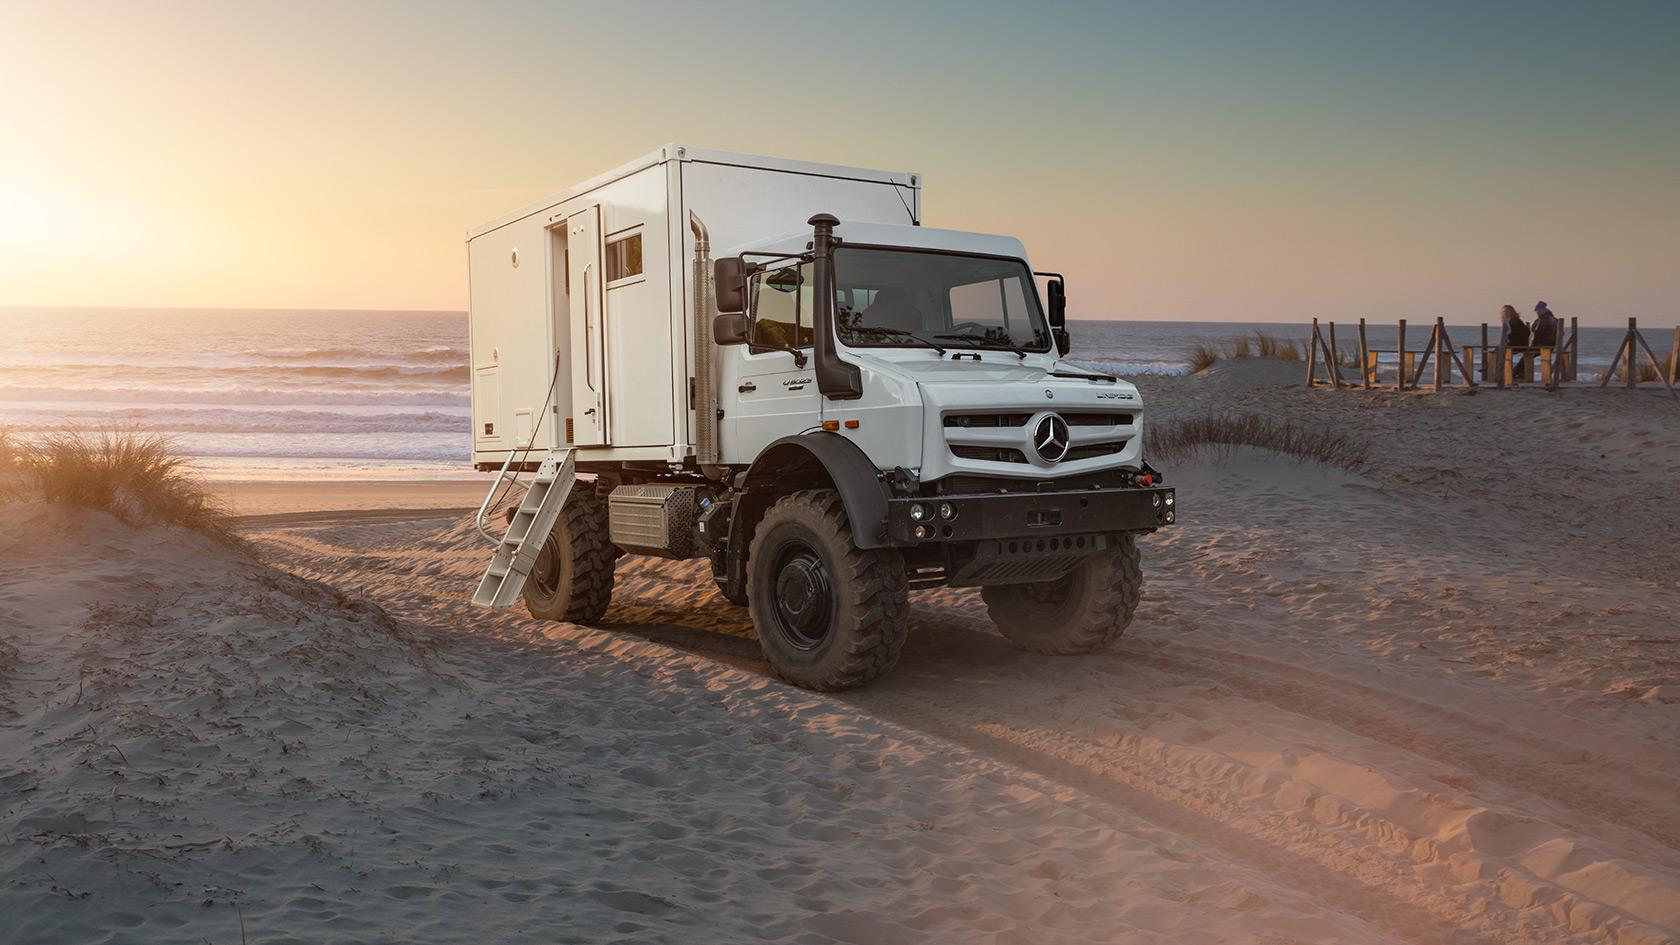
top-left (1165, 493), bottom-right (1175, 507)
top-left (913, 524), bottom-right (932, 540)
top-left (1165, 510), bottom-right (1176, 524)
top-left (938, 502), bottom-right (956, 520)
top-left (909, 503), bottom-right (929, 522)
top-left (1152, 493), bottom-right (1162, 507)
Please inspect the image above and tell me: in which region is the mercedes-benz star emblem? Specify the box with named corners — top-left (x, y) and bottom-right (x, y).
top-left (1033, 413), bottom-right (1071, 463)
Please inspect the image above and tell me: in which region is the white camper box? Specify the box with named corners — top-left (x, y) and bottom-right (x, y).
top-left (466, 144), bottom-right (920, 470)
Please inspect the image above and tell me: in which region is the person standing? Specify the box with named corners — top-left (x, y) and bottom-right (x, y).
top-left (1531, 302), bottom-right (1561, 378)
top-left (1504, 304), bottom-right (1532, 381)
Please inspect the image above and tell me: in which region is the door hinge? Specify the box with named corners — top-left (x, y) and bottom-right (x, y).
top-left (689, 376), bottom-right (695, 409)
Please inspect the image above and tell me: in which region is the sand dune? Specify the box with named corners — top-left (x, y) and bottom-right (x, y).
top-left (4, 361), bottom-right (1678, 943)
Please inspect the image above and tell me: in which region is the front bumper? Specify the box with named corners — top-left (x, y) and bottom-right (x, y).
top-left (884, 484), bottom-right (1176, 545)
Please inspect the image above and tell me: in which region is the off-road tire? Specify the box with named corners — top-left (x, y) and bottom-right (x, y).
top-left (982, 534), bottom-right (1141, 654)
top-left (747, 490), bottom-right (909, 690)
top-left (522, 487), bottom-right (615, 624)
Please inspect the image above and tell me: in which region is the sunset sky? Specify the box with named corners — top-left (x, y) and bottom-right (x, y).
top-left (3, 0), bottom-right (1676, 325)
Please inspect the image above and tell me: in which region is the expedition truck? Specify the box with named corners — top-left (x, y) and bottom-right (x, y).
top-left (466, 145), bottom-right (1175, 690)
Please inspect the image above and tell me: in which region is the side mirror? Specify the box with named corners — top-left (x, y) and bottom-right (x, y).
top-left (1045, 277), bottom-right (1066, 327)
top-left (713, 313), bottom-right (749, 345)
top-left (714, 257), bottom-right (747, 315)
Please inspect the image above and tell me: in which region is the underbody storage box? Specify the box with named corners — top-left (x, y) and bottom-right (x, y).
top-left (608, 484), bottom-right (703, 558)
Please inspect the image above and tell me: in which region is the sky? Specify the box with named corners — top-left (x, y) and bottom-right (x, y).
top-left (2, 0), bottom-right (1677, 325)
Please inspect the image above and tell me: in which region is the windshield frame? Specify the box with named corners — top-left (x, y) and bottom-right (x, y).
top-left (831, 244), bottom-right (1054, 355)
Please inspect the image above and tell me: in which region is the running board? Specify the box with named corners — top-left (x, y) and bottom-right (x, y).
top-left (471, 449), bottom-right (576, 609)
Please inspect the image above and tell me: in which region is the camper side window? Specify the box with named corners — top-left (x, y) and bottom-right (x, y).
top-left (605, 231), bottom-right (643, 285)
top-left (750, 263), bottom-right (814, 351)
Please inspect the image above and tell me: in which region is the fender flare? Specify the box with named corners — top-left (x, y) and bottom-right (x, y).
top-left (740, 432), bottom-right (891, 549)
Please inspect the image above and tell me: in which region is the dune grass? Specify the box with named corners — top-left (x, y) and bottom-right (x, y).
top-left (1147, 412), bottom-right (1370, 471)
top-left (1, 428), bottom-right (245, 548)
top-left (1594, 362), bottom-right (1672, 384)
top-left (1187, 332), bottom-right (1305, 373)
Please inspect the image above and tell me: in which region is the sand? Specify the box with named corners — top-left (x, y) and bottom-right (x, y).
top-left (3, 360), bottom-right (1678, 944)
top-left (210, 479), bottom-right (487, 517)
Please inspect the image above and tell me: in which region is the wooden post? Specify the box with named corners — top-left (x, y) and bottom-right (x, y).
top-left (1358, 318), bottom-right (1370, 390)
top-left (1569, 317), bottom-right (1580, 381)
top-left (1626, 317), bottom-right (1638, 389)
top-left (1365, 350), bottom-right (1380, 386)
top-left (1432, 317), bottom-right (1446, 390)
top-left (1403, 351), bottom-right (1416, 387)
top-left (1391, 317), bottom-right (1404, 388)
top-left (1327, 321), bottom-right (1344, 389)
top-left (1306, 318), bottom-right (1320, 387)
top-left (1495, 317), bottom-right (1509, 389)
top-left (1539, 346), bottom-right (1554, 386)
top-left (1668, 327), bottom-right (1678, 385)
top-left (1480, 323), bottom-right (1489, 385)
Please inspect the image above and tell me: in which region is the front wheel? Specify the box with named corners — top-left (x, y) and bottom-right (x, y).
top-left (982, 534), bottom-right (1141, 654)
top-left (747, 491), bottom-right (909, 690)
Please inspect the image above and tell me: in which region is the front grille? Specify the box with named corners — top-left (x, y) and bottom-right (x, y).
top-left (943, 413), bottom-right (1030, 428)
top-left (1065, 441), bottom-right (1127, 461)
top-left (950, 445), bottom-right (1028, 464)
top-left (1060, 413), bottom-right (1134, 427)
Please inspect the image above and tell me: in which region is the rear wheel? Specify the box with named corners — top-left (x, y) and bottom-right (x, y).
top-left (522, 487), bottom-right (615, 624)
top-left (982, 534), bottom-right (1141, 654)
top-left (748, 490), bottom-right (908, 690)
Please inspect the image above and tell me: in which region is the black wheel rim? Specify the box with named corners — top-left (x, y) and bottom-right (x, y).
top-left (529, 537), bottom-right (560, 597)
top-left (769, 541), bottom-right (835, 651)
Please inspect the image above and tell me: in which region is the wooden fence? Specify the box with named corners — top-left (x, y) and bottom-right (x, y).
top-left (1306, 316), bottom-right (1678, 400)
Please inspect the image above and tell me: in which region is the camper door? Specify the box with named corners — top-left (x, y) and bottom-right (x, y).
top-left (566, 206), bottom-right (607, 445)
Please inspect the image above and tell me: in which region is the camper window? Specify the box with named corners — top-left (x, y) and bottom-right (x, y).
top-left (605, 231), bottom-right (643, 285)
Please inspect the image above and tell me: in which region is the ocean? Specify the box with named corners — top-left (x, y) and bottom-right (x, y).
top-left (0, 308), bottom-right (1651, 480)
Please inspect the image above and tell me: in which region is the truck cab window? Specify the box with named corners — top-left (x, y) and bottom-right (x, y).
top-left (750, 262), bottom-right (814, 350)
top-left (834, 248), bottom-right (1049, 352)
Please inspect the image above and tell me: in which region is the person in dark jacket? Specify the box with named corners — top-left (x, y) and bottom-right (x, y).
top-left (1532, 302), bottom-right (1560, 346)
top-left (1504, 304), bottom-right (1532, 381)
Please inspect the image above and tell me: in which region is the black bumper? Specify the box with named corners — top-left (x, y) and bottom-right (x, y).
top-left (884, 485), bottom-right (1176, 545)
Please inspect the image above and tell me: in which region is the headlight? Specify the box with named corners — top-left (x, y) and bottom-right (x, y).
top-left (910, 503), bottom-right (929, 522)
top-left (913, 524), bottom-right (932, 540)
top-left (938, 502), bottom-right (956, 520)
top-left (1165, 510), bottom-right (1175, 524)
top-left (1164, 493), bottom-right (1175, 507)
top-left (1152, 493), bottom-right (1161, 507)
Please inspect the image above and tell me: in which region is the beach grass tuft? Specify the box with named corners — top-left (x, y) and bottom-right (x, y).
top-left (1594, 362), bottom-right (1671, 384)
top-left (1187, 333), bottom-right (1305, 373)
top-left (2, 427), bottom-right (245, 548)
top-left (1147, 413), bottom-right (1369, 471)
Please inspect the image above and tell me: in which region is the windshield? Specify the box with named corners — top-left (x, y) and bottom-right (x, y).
top-left (833, 248), bottom-right (1050, 352)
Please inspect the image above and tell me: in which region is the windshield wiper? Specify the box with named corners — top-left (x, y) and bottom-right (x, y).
top-left (934, 332), bottom-right (1028, 359)
top-left (846, 325), bottom-right (947, 355)
top-left (1048, 366), bottom-right (1117, 382)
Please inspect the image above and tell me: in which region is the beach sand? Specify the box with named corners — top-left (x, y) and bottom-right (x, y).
top-left (211, 479), bottom-right (487, 517)
top-left (4, 360), bottom-right (1678, 944)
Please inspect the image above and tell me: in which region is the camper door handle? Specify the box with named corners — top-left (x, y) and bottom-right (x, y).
top-left (583, 263), bottom-right (597, 392)
top-left (738, 381), bottom-right (756, 393)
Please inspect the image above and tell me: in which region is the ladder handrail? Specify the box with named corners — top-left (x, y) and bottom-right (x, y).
top-left (475, 448), bottom-right (527, 546)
